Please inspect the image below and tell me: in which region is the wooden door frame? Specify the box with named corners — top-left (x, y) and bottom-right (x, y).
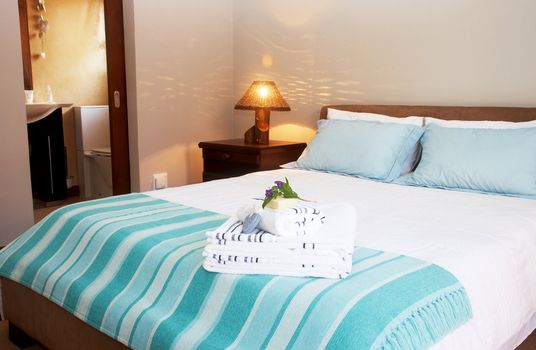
top-left (103, 0), bottom-right (131, 195)
top-left (17, 0), bottom-right (33, 90)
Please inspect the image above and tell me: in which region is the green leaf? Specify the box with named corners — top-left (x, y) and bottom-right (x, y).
top-left (262, 177), bottom-right (305, 205)
top-left (262, 196), bottom-right (272, 208)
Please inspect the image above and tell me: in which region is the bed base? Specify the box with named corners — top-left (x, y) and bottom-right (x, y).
top-left (1, 278), bottom-right (129, 350)
top-left (9, 322), bottom-right (38, 348)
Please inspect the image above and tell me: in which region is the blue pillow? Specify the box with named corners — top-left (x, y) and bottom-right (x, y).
top-left (398, 124), bottom-right (536, 197)
top-left (296, 119), bottom-right (424, 181)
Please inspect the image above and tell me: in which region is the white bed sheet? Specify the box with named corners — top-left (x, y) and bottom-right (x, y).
top-left (147, 169), bottom-right (536, 350)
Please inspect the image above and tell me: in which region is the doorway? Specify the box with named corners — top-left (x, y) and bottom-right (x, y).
top-left (18, 0), bottom-right (130, 221)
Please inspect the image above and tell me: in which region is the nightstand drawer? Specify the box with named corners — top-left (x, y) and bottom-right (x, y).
top-left (203, 161), bottom-right (259, 176)
top-left (202, 149), bottom-right (259, 165)
top-left (199, 139), bottom-right (307, 182)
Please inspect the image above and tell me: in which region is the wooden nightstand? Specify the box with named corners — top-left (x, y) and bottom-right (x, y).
top-left (198, 139), bottom-right (307, 182)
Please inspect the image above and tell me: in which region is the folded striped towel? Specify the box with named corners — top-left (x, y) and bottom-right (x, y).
top-left (203, 247), bottom-right (351, 270)
top-left (203, 202), bottom-right (357, 279)
top-left (206, 220), bottom-right (354, 255)
top-left (203, 238), bottom-right (352, 279)
top-left (203, 259), bottom-right (349, 279)
top-left (215, 202), bottom-right (356, 248)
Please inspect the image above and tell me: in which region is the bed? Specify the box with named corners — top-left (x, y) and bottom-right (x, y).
top-left (2, 104), bottom-right (536, 350)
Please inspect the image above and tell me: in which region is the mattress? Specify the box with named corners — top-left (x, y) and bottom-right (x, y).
top-left (146, 168), bottom-right (536, 350)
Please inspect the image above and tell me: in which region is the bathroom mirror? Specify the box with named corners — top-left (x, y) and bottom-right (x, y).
top-left (18, 0), bottom-right (33, 90)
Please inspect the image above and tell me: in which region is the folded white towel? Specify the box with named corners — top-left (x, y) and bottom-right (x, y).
top-left (259, 205), bottom-right (325, 237)
top-left (206, 231), bottom-right (353, 255)
top-left (203, 260), bottom-right (350, 279)
top-left (203, 246), bottom-right (351, 270)
top-left (204, 244), bottom-right (349, 261)
top-left (211, 202), bottom-right (357, 253)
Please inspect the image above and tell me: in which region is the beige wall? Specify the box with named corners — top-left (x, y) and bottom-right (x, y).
top-left (123, 0), bottom-right (235, 192)
top-left (233, 0), bottom-right (536, 142)
top-left (0, 1), bottom-right (34, 245)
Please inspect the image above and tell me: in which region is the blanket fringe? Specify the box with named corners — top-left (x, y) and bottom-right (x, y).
top-left (380, 287), bottom-right (472, 350)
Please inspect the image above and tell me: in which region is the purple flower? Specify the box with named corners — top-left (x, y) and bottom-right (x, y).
top-left (265, 189), bottom-right (273, 198)
top-left (275, 181), bottom-right (284, 189)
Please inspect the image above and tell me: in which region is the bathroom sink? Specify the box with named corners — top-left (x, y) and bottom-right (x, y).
top-left (26, 103), bottom-right (73, 124)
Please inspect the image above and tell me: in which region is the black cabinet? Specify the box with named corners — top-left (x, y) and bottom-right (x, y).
top-left (27, 108), bottom-right (67, 202)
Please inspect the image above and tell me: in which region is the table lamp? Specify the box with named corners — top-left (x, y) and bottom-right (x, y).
top-left (235, 81), bottom-right (291, 144)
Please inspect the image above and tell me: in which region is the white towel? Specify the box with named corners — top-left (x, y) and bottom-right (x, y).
top-left (259, 205), bottom-right (325, 237)
top-left (203, 239), bottom-right (352, 279)
top-left (203, 260), bottom-right (349, 279)
top-left (206, 231), bottom-right (353, 255)
top-left (204, 244), bottom-right (349, 261)
top-left (202, 202), bottom-right (357, 279)
top-left (211, 202), bottom-right (357, 253)
top-left (203, 247), bottom-right (351, 270)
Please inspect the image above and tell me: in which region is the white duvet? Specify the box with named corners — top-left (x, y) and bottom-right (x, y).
top-left (148, 168), bottom-right (536, 350)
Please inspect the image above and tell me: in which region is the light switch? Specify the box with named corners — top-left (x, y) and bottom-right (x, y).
top-left (152, 173), bottom-right (168, 190)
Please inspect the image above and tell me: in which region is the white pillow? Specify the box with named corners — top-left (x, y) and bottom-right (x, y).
top-left (327, 108), bottom-right (424, 126)
top-left (425, 117), bottom-right (536, 129)
top-left (326, 108), bottom-right (424, 174)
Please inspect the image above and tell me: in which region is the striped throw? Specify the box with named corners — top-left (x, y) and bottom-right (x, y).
top-left (0, 194), bottom-right (472, 350)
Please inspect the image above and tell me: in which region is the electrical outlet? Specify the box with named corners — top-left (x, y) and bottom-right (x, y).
top-left (152, 173), bottom-right (168, 190)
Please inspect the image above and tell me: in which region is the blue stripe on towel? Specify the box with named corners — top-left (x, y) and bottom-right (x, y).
top-left (144, 266), bottom-right (219, 350)
top-left (102, 239), bottom-right (203, 334)
top-left (0, 194), bottom-right (472, 350)
top-left (194, 274), bottom-right (273, 349)
top-left (30, 201), bottom-right (179, 293)
top-left (125, 250), bottom-right (205, 348)
top-left (87, 217), bottom-right (224, 326)
top-left (76, 212), bottom-right (221, 316)
top-left (0, 193), bottom-right (150, 276)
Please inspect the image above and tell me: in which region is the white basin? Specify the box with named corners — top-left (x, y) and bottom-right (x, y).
top-left (26, 103), bottom-right (73, 124)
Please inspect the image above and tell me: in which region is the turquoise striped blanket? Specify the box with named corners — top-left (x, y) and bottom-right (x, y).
top-left (0, 194), bottom-right (472, 350)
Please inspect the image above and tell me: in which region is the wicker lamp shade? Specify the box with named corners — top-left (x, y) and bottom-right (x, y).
top-left (235, 81), bottom-right (290, 111)
top-left (235, 81), bottom-right (291, 144)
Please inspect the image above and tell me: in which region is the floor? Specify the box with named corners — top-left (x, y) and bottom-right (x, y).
top-left (0, 321), bottom-right (44, 350)
top-left (33, 196), bottom-right (83, 223)
top-left (0, 319), bottom-right (534, 349)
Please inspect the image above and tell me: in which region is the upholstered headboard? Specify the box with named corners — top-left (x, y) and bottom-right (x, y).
top-left (320, 105), bottom-right (536, 122)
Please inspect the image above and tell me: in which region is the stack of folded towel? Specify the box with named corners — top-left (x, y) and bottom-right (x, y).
top-left (202, 202), bottom-right (357, 279)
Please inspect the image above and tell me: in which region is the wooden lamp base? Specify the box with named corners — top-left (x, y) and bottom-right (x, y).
top-left (244, 108), bottom-right (271, 144)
